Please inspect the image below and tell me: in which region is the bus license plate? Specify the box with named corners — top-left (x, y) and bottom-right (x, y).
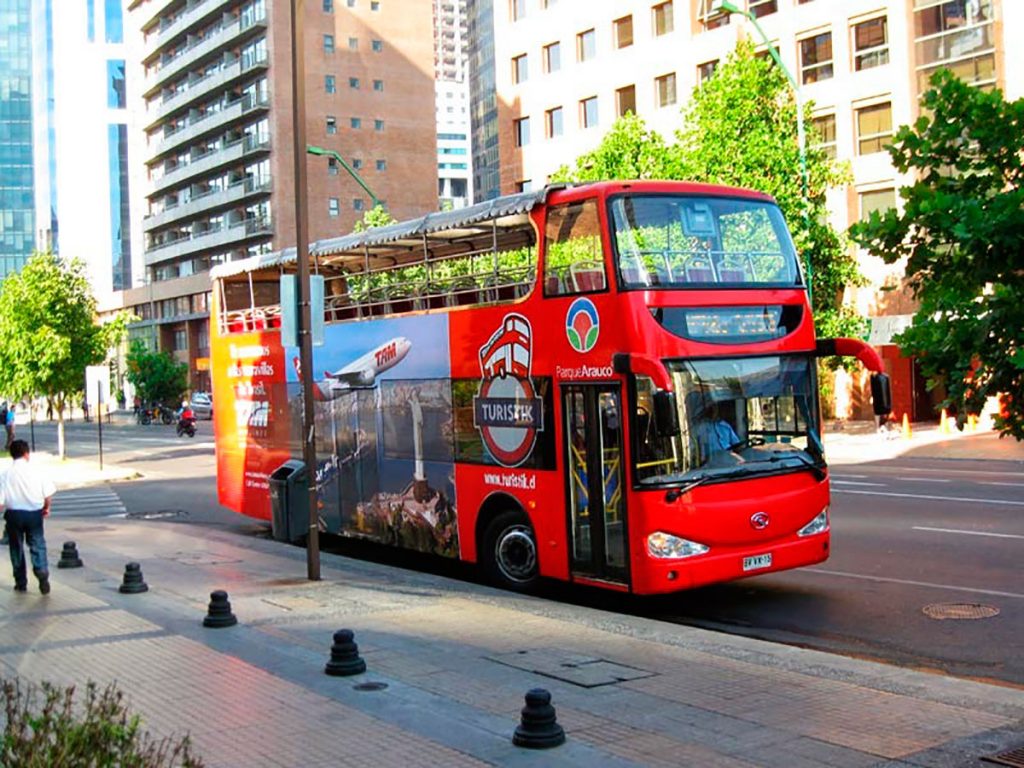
top-left (742, 553), bottom-right (772, 572)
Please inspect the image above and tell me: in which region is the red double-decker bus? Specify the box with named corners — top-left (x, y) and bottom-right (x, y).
top-left (209, 181), bottom-right (889, 595)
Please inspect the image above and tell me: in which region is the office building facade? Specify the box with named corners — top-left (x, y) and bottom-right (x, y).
top-left (434, 0), bottom-right (472, 208)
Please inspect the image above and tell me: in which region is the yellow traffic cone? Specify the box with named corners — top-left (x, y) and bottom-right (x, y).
top-left (968, 414), bottom-right (977, 432)
top-left (940, 409), bottom-right (948, 434)
top-left (902, 413), bottom-right (912, 439)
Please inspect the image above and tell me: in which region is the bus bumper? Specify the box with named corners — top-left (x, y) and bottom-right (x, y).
top-left (631, 531), bottom-right (830, 595)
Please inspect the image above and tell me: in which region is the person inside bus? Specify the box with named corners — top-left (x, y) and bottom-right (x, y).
top-left (695, 399), bottom-right (743, 466)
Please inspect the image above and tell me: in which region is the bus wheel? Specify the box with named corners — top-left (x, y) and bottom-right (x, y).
top-left (482, 511), bottom-right (539, 590)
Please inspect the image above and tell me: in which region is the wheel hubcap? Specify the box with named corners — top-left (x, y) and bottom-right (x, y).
top-left (495, 525), bottom-right (537, 583)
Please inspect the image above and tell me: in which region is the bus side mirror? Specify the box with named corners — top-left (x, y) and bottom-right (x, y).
top-left (653, 391), bottom-right (680, 437)
top-left (870, 372), bottom-right (892, 417)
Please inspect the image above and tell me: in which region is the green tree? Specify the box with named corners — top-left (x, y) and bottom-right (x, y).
top-left (850, 70), bottom-right (1024, 439)
top-left (125, 339), bottom-right (189, 408)
top-left (0, 252), bottom-right (120, 458)
top-left (553, 43), bottom-right (863, 341)
top-left (352, 204), bottom-right (397, 232)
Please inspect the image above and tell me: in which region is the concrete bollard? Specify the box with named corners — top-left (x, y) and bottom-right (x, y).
top-left (57, 542), bottom-right (83, 569)
top-left (512, 688), bottom-right (565, 749)
top-left (118, 562), bottom-right (148, 593)
top-left (324, 629), bottom-right (366, 676)
top-left (202, 590), bottom-right (238, 628)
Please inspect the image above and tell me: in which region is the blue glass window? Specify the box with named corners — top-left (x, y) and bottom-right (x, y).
top-left (107, 60), bottom-right (126, 108)
top-left (108, 124), bottom-right (131, 290)
top-left (104, 0), bottom-right (123, 43)
top-left (87, 0), bottom-right (95, 40)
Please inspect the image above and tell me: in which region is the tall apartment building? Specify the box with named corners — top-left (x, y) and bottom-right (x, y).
top-left (434, 0), bottom-right (471, 208)
top-left (108, 0), bottom-right (437, 390)
top-left (470, 0), bottom-right (1018, 420)
top-left (0, 0), bottom-right (35, 278)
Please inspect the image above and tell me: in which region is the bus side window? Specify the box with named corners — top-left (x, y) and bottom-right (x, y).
top-left (544, 200), bottom-right (607, 296)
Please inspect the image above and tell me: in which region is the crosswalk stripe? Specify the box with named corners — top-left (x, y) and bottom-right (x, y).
top-left (51, 487), bottom-right (126, 517)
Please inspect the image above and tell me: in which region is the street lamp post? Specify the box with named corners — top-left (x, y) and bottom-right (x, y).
top-left (712, 0), bottom-right (812, 299)
top-left (307, 146), bottom-right (382, 209)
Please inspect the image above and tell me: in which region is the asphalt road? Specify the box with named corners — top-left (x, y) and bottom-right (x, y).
top-left (35, 419), bottom-right (1024, 687)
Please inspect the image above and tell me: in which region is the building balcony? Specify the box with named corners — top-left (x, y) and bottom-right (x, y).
top-left (149, 134), bottom-right (269, 196)
top-left (138, 0), bottom-right (183, 35)
top-left (145, 216), bottom-right (272, 266)
top-left (144, 176), bottom-right (272, 231)
top-left (144, 10), bottom-right (265, 97)
top-left (146, 51), bottom-right (268, 130)
top-left (147, 0), bottom-right (235, 59)
top-left (149, 92), bottom-right (268, 160)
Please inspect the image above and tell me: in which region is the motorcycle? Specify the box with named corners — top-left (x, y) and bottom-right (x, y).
top-left (136, 407), bottom-right (152, 426)
top-left (157, 403), bottom-right (174, 425)
top-left (176, 415), bottom-right (196, 438)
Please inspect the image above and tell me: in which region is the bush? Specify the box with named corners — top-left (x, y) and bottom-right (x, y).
top-left (1, 678), bottom-right (203, 767)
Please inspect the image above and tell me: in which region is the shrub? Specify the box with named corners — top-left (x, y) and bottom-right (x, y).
top-left (1, 678), bottom-right (203, 767)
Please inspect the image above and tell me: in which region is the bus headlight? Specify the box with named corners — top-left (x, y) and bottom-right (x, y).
top-left (647, 532), bottom-right (710, 559)
top-left (797, 507), bottom-right (829, 537)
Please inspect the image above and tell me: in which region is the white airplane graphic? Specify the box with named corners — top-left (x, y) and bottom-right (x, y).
top-left (293, 337), bottom-right (412, 400)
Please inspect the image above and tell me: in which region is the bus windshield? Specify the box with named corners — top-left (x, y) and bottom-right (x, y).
top-left (610, 195), bottom-right (801, 288)
top-left (635, 356), bottom-right (822, 486)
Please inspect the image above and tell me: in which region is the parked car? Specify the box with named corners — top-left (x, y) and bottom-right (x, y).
top-left (190, 392), bottom-right (213, 420)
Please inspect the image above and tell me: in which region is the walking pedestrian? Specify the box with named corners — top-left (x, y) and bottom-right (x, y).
top-left (4, 404), bottom-right (14, 450)
top-left (1, 439), bottom-right (56, 594)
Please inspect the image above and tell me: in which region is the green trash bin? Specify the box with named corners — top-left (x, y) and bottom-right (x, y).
top-left (269, 460), bottom-right (309, 543)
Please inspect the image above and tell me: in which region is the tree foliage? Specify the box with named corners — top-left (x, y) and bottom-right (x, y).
top-left (0, 252), bottom-right (116, 409)
top-left (352, 204), bottom-right (397, 232)
top-left (553, 42), bottom-right (863, 340)
top-left (125, 339), bottom-right (189, 407)
top-left (850, 70), bottom-right (1024, 439)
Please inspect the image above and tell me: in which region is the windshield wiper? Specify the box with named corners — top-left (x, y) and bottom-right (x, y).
top-left (766, 451), bottom-right (826, 480)
top-left (664, 466), bottom-right (760, 503)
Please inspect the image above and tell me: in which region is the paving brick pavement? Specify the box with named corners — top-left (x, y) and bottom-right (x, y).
top-left (0, 517), bottom-right (1021, 767)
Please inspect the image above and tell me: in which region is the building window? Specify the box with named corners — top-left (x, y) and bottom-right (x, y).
top-left (511, 0), bottom-right (526, 20)
top-left (370, 0), bottom-right (379, 9)
top-left (800, 31), bottom-right (833, 84)
top-left (545, 106), bottom-right (563, 137)
top-left (697, 0), bottom-right (726, 30)
top-left (351, 117), bottom-right (362, 128)
top-left (653, 1), bottom-right (674, 35)
top-left (580, 96), bottom-right (598, 128)
top-left (329, 198), bottom-right (340, 217)
top-left (514, 117), bottom-right (530, 147)
top-left (853, 17), bottom-right (889, 71)
top-left (347, 0), bottom-right (355, 5)
top-left (859, 188), bottom-right (896, 222)
top-left (512, 53), bottom-right (528, 83)
top-left (914, 0), bottom-right (994, 90)
top-left (373, 79), bottom-right (384, 91)
top-left (576, 28), bottom-right (596, 62)
top-left (376, 159), bottom-right (386, 171)
top-left (326, 116), bottom-right (337, 134)
top-left (515, 180), bottom-right (533, 192)
top-left (349, 77), bottom-right (360, 89)
top-left (697, 59), bottom-right (718, 84)
top-left (374, 119), bottom-right (385, 131)
top-left (104, 0), bottom-right (123, 43)
top-left (325, 74), bottom-right (336, 93)
top-left (543, 42), bottom-right (561, 73)
top-left (173, 330), bottom-right (187, 350)
top-left (811, 113), bottom-right (836, 159)
top-left (107, 60), bottom-right (126, 108)
top-left (614, 15), bottom-right (633, 48)
top-left (353, 198), bottom-right (365, 211)
top-left (748, 0), bottom-right (776, 19)
top-left (372, 39), bottom-right (383, 52)
top-left (615, 85), bottom-right (636, 117)
top-left (328, 157), bottom-right (339, 175)
top-left (323, 0), bottom-right (333, 11)
top-left (352, 158), bottom-right (363, 170)
top-left (655, 72), bottom-right (676, 107)
top-left (856, 102), bottom-right (892, 155)
top-left (323, 34), bottom-right (335, 52)
top-left (348, 36), bottom-right (358, 50)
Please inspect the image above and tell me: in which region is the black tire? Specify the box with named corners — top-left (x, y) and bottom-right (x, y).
top-left (480, 510), bottom-right (540, 591)
top-left (161, 410), bottom-right (173, 425)
top-left (140, 414), bottom-right (151, 426)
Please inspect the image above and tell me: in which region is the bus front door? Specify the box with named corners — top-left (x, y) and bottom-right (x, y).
top-left (563, 384), bottom-right (628, 585)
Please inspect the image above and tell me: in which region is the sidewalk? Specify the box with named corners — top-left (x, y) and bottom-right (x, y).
top-left (2, 513), bottom-right (1022, 767)
top-left (823, 420), bottom-right (1024, 466)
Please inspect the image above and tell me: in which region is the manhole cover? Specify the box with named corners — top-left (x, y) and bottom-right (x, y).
top-left (982, 745), bottom-right (1024, 767)
top-left (353, 682), bottom-right (388, 692)
top-left (922, 602), bottom-right (1000, 620)
top-left (126, 509), bottom-right (189, 520)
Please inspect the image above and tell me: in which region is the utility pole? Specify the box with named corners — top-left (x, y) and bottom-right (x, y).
top-left (289, 0), bottom-right (320, 581)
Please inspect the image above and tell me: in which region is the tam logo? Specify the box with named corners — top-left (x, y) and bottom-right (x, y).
top-left (374, 341), bottom-right (397, 367)
top-left (566, 298), bottom-right (599, 353)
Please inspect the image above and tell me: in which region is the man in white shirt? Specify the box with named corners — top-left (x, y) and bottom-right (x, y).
top-left (1, 440), bottom-right (56, 594)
